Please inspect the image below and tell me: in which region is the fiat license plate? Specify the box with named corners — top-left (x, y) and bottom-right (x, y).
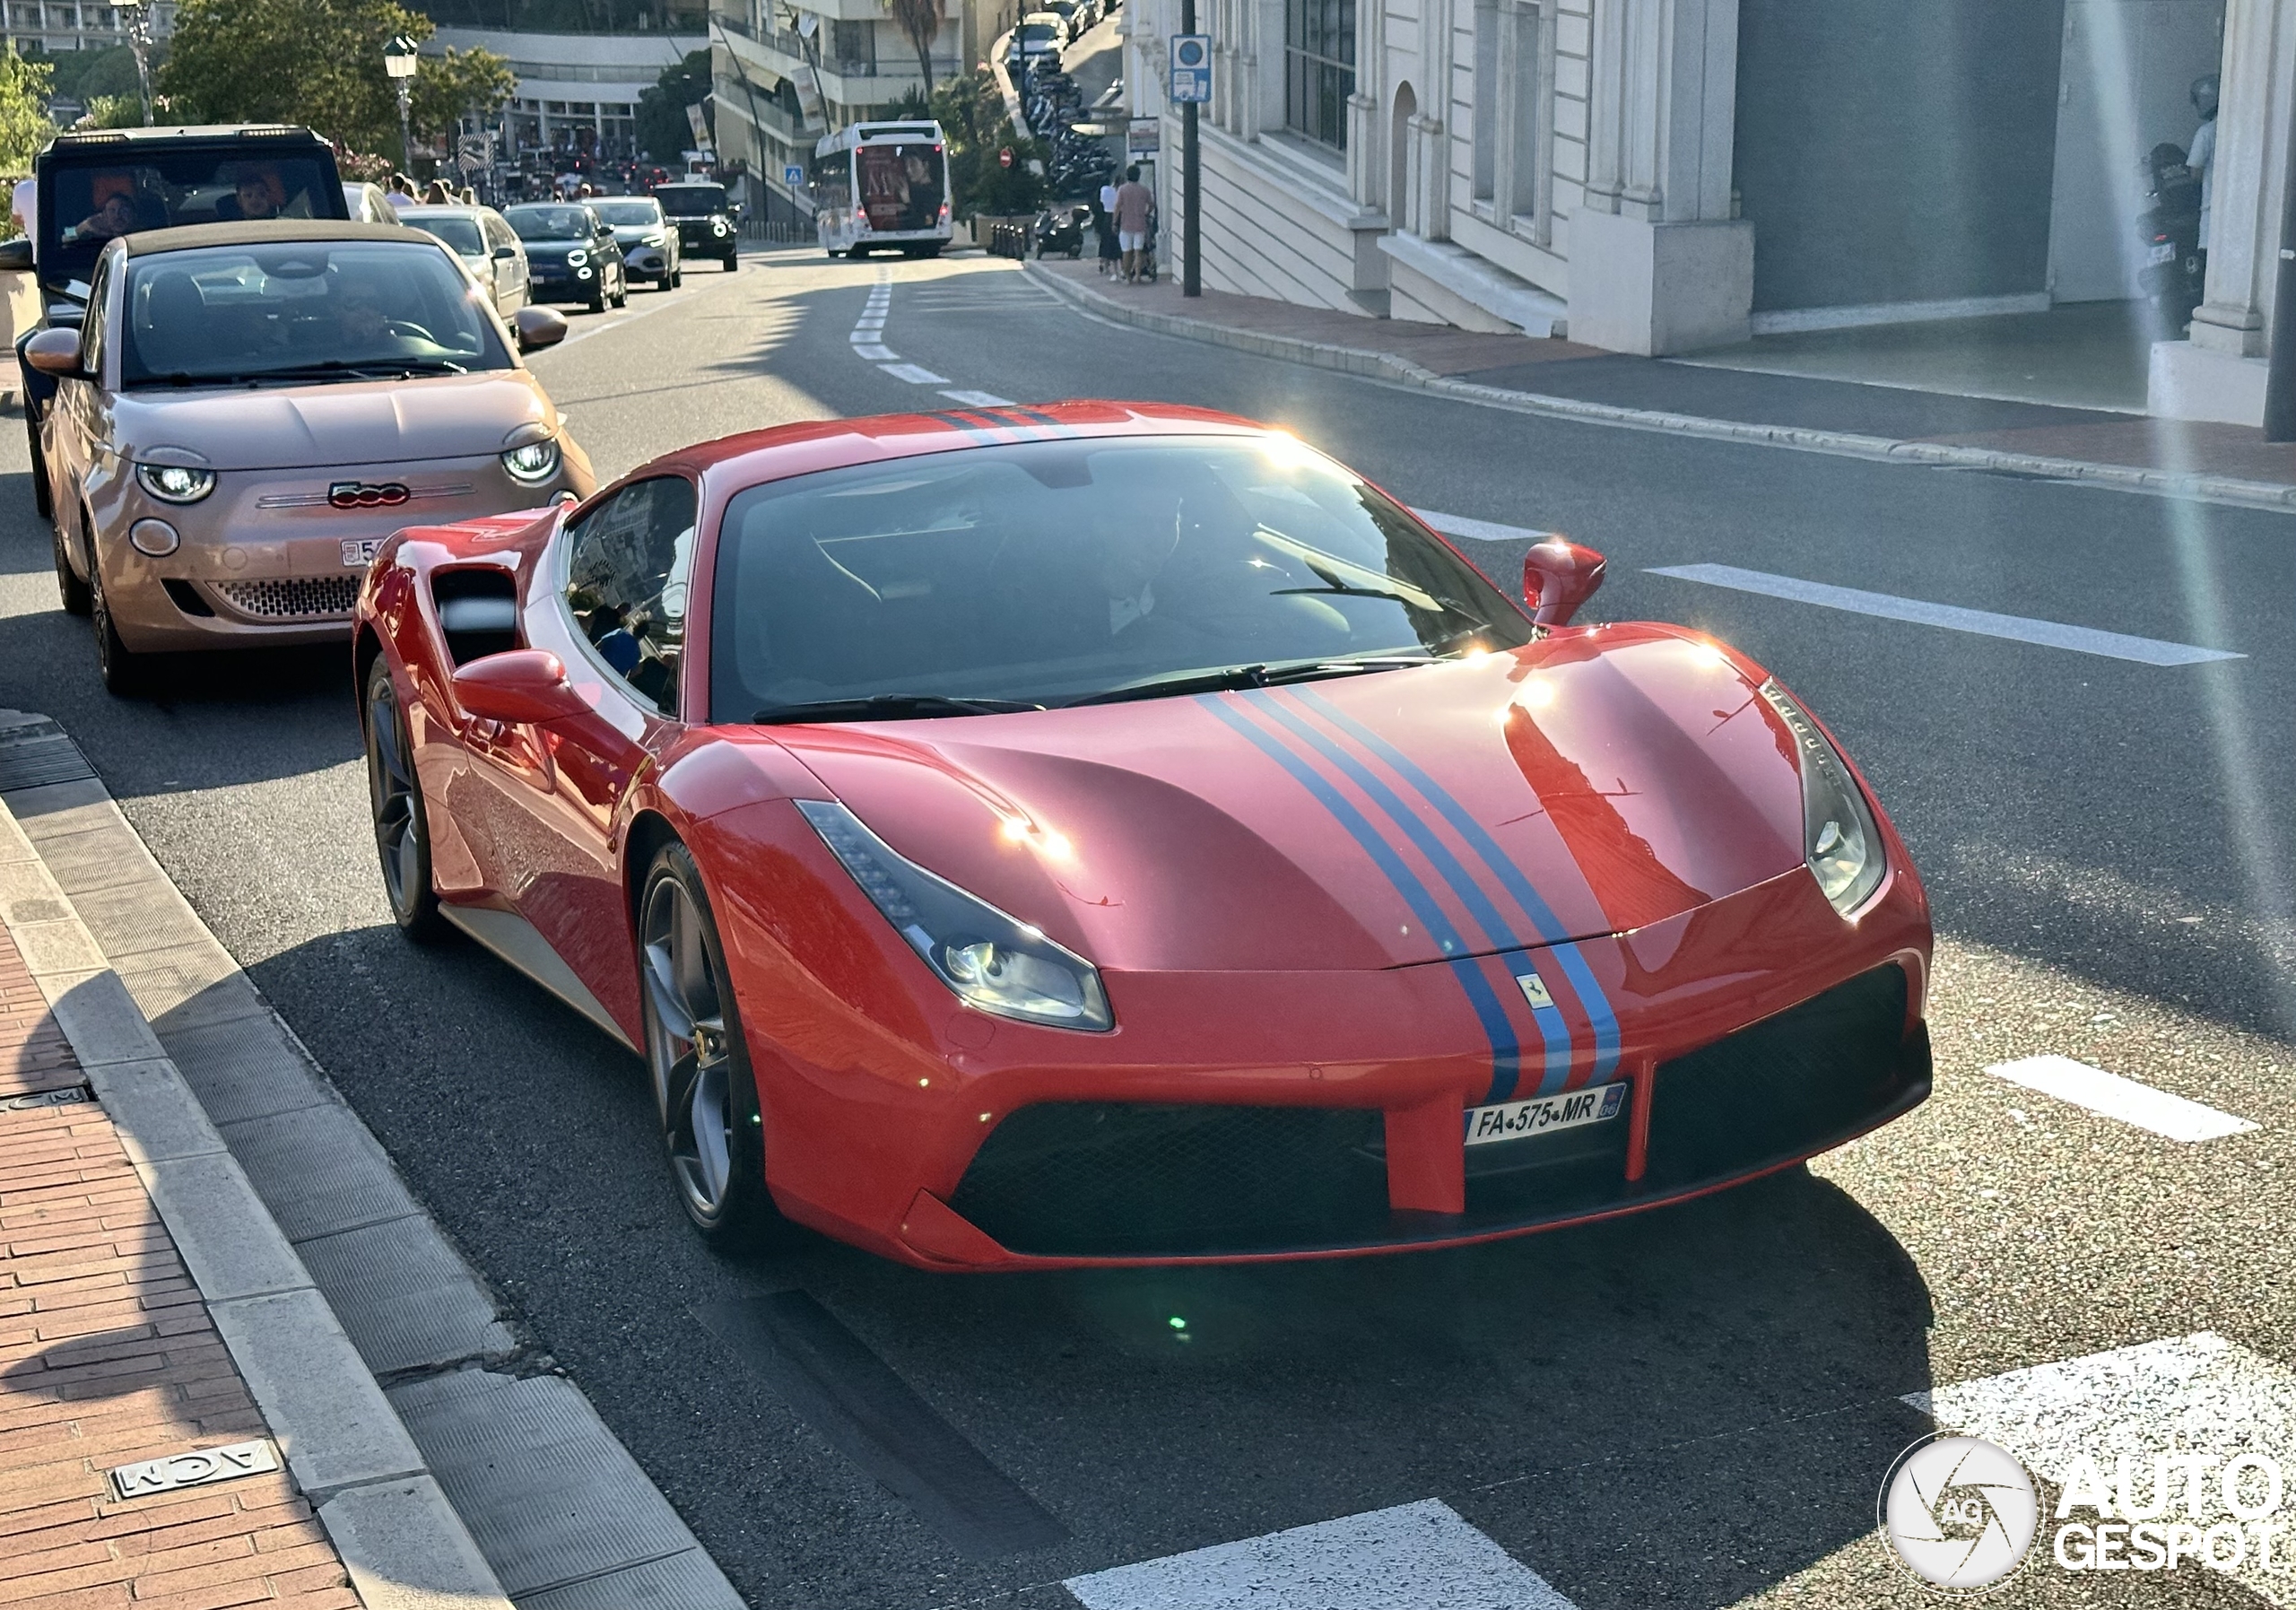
top-left (340, 538), bottom-right (384, 569)
top-left (1464, 1081), bottom-right (1627, 1145)
top-left (2146, 240), bottom-right (2177, 266)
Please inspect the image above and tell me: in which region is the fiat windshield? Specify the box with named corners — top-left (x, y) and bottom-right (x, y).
top-left (121, 239), bottom-right (515, 389)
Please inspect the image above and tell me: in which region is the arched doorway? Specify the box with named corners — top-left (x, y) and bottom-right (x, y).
top-left (1389, 83), bottom-right (1417, 233)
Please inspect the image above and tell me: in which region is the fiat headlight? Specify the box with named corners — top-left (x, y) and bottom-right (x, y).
top-left (135, 463), bottom-right (215, 503)
top-left (798, 799), bottom-right (1112, 1030)
top-left (1759, 681), bottom-right (1885, 916)
top-left (500, 439), bottom-right (561, 484)
top-left (710, 218), bottom-right (729, 236)
top-left (567, 248), bottom-right (589, 267)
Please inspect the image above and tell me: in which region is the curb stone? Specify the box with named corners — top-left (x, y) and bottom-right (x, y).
top-left (0, 707), bottom-right (749, 1609)
top-left (0, 789), bottom-right (517, 1610)
top-left (1023, 263), bottom-right (2296, 518)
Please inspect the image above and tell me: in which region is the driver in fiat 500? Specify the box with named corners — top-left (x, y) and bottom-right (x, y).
top-left (28, 218), bottom-right (596, 694)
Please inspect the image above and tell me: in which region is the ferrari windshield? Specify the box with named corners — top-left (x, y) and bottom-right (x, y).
top-left (120, 241), bottom-right (513, 388)
top-left (592, 200), bottom-right (663, 227)
top-left (505, 205), bottom-right (594, 240)
top-left (709, 435), bottom-right (1535, 718)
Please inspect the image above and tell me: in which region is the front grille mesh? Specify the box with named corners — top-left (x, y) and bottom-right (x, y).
top-left (211, 577), bottom-right (361, 619)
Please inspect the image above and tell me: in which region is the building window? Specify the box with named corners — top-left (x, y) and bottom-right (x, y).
top-left (1284, 0), bottom-right (1353, 151)
top-left (831, 19), bottom-right (874, 74)
top-left (1467, 0), bottom-right (1546, 231)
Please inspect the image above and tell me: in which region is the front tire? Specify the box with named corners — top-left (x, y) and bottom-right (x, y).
top-left (26, 408), bottom-right (51, 521)
top-left (723, 251), bottom-right (739, 272)
top-left (365, 657), bottom-right (448, 943)
top-left (669, 265), bottom-right (683, 288)
top-left (610, 272), bottom-right (628, 309)
top-left (86, 539), bottom-right (143, 696)
top-left (54, 519), bottom-right (89, 616)
top-left (639, 842), bottom-right (775, 1246)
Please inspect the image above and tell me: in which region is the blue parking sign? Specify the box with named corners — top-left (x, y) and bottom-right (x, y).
top-left (1170, 34), bottom-right (1212, 104)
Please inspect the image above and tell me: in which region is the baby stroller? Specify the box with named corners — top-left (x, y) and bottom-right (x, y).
top-left (1135, 203), bottom-right (1160, 283)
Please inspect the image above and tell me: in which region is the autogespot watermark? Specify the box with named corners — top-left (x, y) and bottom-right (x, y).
top-left (1880, 1434), bottom-right (2294, 1594)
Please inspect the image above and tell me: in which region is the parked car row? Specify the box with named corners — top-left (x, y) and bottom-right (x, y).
top-left (10, 126), bottom-right (596, 695)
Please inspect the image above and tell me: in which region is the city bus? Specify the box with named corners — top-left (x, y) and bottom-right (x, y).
top-left (813, 121), bottom-right (952, 258)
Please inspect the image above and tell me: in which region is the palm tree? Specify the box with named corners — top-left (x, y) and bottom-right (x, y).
top-left (887, 0), bottom-right (942, 91)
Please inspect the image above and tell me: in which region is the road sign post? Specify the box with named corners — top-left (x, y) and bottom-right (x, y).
top-left (1170, 30), bottom-right (1208, 296)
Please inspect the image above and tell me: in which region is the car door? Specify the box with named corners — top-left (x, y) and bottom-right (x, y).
top-left (50, 250), bottom-right (117, 559)
top-left (466, 474), bottom-right (700, 1031)
top-left (484, 213), bottom-right (528, 313)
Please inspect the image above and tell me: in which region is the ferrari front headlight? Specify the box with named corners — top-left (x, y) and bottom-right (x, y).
top-left (1759, 680), bottom-right (1885, 916)
top-left (797, 799), bottom-right (1112, 1030)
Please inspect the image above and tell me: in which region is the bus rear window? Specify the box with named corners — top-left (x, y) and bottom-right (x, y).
top-left (857, 144), bottom-right (944, 233)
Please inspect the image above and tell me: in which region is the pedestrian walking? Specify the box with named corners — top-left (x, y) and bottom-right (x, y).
top-left (1113, 165), bottom-right (1152, 283)
top-left (1092, 196), bottom-right (1119, 276)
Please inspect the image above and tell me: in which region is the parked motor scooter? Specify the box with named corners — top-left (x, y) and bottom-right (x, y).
top-left (2138, 141), bottom-right (2205, 335)
top-left (1034, 205), bottom-right (1090, 257)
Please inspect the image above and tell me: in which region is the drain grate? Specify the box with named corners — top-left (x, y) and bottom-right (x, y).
top-left (0, 718), bottom-right (95, 792)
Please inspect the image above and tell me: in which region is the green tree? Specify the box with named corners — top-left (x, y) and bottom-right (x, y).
top-left (884, 0), bottom-right (941, 92)
top-left (929, 66), bottom-right (1040, 219)
top-left (160, 0), bottom-right (513, 163)
top-left (0, 47), bottom-right (54, 182)
top-left (635, 49), bottom-right (711, 162)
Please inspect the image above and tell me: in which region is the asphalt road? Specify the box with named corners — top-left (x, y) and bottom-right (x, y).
top-left (3, 248), bottom-right (2292, 1609)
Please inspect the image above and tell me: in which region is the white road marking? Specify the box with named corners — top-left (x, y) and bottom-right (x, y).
top-left (848, 325), bottom-right (886, 340)
top-left (1910, 1334), bottom-right (2296, 1606)
top-left (940, 389), bottom-right (1014, 407)
top-left (879, 362), bottom-right (952, 385)
top-left (1984, 1054), bottom-right (2257, 1141)
top-left (1648, 563), bottom-right (2244, 666)
top-left (1065, 1500), bottom-right (1577, 1610)
top-left (1411, 510), bottom-right (1560, 544)
top-left (852, 344), bottom-right (900, 361)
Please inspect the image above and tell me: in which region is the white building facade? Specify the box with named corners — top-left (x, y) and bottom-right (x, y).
top-left (1126, 0), bottom-right (2296, 424)
top-left (428, 27), bottom-right (708, 167)
top-left (709, 0), bottom-right (965, 217)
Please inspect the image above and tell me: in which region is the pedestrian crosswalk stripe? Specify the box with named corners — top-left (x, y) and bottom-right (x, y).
top-left (1648, 563), bottom-right (2243, 666)
top-left (879, 362), bottom-right (952, 385)
top-left (1909, 1334), bottom-right (2296, 1606)
top-left (1984, 1055), bottom-right (2257, 1141)
top-left (852, 344), bottom-right (899, 361)
top-left (1064, 1500), bottom-right (1578, 1610)
top-left (1412, 510), bottom-right (1559, 544)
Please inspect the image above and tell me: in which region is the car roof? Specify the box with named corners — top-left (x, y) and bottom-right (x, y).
top-left (48, 124), bottom-right (326, 151)
top-left (396, 206), bottom-right (490, 219)
top-left (122, 219), bottom-right (446, 257)
top-left (639, 401), bottom-right (1273, 490)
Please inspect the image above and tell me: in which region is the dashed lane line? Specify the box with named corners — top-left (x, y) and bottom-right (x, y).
top-left (1064, 1500), bottom-right (1576, 1610)
top-left (1984, 1055), bottom-right (2258, 1142)
top-left (1413, 510), bottom-right (1559, 544)
top-left (1648, 562), bottom-right (2245, 666)
top-left (940, 389), bottom-right (1015, 407)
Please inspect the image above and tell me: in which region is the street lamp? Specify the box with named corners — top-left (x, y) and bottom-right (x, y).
top-left (384, 35), bottom-right (420, 176)
top-left (108, 0), bottom-right (153, 126)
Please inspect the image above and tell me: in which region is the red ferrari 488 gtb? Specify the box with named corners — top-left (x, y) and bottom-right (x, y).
top-left (355, 402), bottom-right (1932, 1268)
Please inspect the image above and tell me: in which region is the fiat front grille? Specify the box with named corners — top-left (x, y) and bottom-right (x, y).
top-left (210, 577), bottom-right (361, 619)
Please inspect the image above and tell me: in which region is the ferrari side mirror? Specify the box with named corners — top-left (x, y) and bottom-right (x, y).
top-left (453, 648), bottom-right (587, 724)
top-left (1522, 537), bottom-right (1606, 627)
top-left (514, 305), bottom-right (568, 352)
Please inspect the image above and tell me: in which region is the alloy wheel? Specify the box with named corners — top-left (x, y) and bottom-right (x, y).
top-left (642, 873), bottom-right (735, 1221)
top-left (367, 678), bottom-right (422, 918)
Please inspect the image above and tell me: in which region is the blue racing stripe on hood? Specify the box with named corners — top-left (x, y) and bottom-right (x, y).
top-left (1292, 685), bottom-right (1622, 1092)
top-left (1252, 691), bottom-right (1565, 1103)
top-left (1198, 694), bottom-right (1524, 1099)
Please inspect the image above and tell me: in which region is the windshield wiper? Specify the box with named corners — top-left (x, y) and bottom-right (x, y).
top-left (1065, 655), bottom-right (1435, 708)
top-left (749, 693), bottom-right (1047, 723)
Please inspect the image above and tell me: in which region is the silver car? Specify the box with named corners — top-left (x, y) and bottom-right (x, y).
top-left (396, 205), bottom-right (533, 318)
top-left (587, 195), bottom-right (682, 290)
top-left (27, 219), bottom-right (592, 693)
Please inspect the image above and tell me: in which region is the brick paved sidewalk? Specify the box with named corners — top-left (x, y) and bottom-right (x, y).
top-left (0, 922), bottom-right (359, 1609)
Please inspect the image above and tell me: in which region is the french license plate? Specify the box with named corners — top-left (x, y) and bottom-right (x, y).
top-left (1463, 1081), bottom-right (1627, 1145)
top-left (340, 538), bottom-right (383, 569)
top-left (2147, 240), bottom-right (2176, 266)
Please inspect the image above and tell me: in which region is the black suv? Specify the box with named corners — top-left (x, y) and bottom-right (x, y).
top-left (651, 181), bottom-right (742, 271)
top-left (4, 124), bottom-right (348, 518)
